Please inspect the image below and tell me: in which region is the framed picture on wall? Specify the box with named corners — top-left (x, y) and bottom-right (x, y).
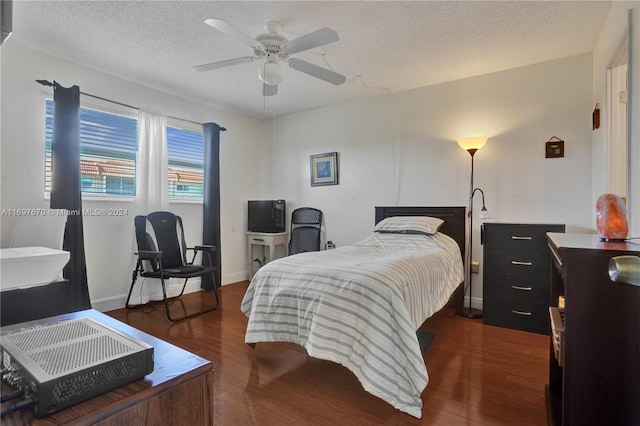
top-left (310, 152), bottom-right (339, 186)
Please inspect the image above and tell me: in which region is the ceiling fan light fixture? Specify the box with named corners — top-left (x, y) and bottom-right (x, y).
top-left (198, 19), bottom-right (346, 95)
top-left (258, 60), bottom-right (283, 86)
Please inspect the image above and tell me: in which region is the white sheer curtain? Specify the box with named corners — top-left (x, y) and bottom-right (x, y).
top-left (136, 107), bottom-right (169, 214)
top-left (129, 107), bottom-right (169, 303)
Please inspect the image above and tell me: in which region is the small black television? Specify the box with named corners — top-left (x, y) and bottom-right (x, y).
top-left (248, 200), bottom-right (286, 233)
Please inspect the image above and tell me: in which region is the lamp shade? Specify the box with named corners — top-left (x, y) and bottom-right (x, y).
top-left (457, 136), bottom-right (488, 151)
top-left (258, 60), bottom-right (283, 86)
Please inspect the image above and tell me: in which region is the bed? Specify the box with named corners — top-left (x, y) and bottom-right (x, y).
top-left (240, 206), bottom-right (465, 418)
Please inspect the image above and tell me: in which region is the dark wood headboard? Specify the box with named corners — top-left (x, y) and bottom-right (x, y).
top-left (374, 206), bottom-right (466, 258)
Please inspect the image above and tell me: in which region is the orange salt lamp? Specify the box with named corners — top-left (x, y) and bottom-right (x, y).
top-left (596, 193), bottom-right (628, 241)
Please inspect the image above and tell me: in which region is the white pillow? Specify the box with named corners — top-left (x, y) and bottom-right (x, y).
top-left (374, 216), bottom-right (444, 235)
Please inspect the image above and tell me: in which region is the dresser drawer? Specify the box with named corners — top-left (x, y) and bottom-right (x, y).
top-left (484, 247), bottom-right (551, 306)
top-left (483, 298), bottom-right (550, 334)
top-left (484, 248), bottom-right (550, 273)
top-left (483, 223), bottom-right (564, 251)
top-left (483, 273), bottom-right (549, 303)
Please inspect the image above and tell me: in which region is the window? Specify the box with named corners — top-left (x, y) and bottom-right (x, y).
top-left (167, 126), bottom-right (204, 200)
top-left (45, 100), bottom-right (203, 201)
top-left (45, 100), bottom-right (138, 196)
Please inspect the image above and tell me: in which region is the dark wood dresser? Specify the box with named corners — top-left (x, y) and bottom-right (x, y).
top-left (482, 223), bottom-right (565, 334)
top-left (546, 233), bottom-right (640, 426)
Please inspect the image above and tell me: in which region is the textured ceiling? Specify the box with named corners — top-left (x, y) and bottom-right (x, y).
top-left (9, 1), bottom-right (612, 119)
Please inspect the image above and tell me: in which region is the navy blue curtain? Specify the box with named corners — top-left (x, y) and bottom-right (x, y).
top-left (202, 122), bottom-right (225, 290)
top-left (50, 82), bottom-right (91, 310)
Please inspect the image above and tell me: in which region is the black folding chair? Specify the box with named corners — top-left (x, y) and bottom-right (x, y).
top-left (288, 207), bottom-right (323, 255)
top-left (126, 211), bottom-right (219, 321)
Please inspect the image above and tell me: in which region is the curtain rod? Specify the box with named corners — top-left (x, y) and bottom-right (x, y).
top-left (36, 79), bottom-right (226, 130)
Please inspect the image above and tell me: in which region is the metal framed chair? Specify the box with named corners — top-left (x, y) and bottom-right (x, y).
top-left (288, 207), bottom-right (323, 255)
top-left (126, 211), bottom-right (219, 321)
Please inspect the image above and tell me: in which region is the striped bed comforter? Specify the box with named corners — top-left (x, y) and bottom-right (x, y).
top-left (240, 231), bottom-right (463, 418)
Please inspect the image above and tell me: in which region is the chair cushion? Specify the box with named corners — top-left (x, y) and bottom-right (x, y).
top-left (289, 226), bottom-right (321, 254)
top-left (146, 212), bottom-right (185, 268)
top-left (163, 265), bottom-right (206, 276)
top-left (141, 264), bottom-right (216, 279)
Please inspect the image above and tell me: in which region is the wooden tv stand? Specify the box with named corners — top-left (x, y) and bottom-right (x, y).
top-left (1, 309), bottom-right (214, 425)
top-left (545, 233), bottom-right (639, 426)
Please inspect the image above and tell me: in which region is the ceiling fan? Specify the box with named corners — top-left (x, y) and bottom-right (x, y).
top-left (193, 19), bottom-right (346, 96)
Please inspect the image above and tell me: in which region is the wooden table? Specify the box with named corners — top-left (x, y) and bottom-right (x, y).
top-left (1, 309), bottom-right (214, 425)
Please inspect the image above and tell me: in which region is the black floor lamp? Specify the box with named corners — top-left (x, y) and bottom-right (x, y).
top-left (457, 136), bottom-right (490, 319)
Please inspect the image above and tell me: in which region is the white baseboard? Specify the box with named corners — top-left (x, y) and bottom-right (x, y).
top-left (92, 273), bottom-right (244, 313)
top-left (91, 277), bottom-right (202, 313)
top-left (223, 271), bottom-right (248, 285)
top-left (92, 295), bottom-right (128, 313)
top-left (463, 296), bottom-right (484, 311)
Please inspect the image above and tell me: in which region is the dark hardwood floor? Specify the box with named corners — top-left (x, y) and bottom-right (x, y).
top-left (106, 281), bottom-right (549, 426)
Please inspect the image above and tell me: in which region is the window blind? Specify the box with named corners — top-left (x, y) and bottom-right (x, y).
top-left (45, 99), bottom-right (138, 196)
top-left (167, 126), bottom-right (204, 199)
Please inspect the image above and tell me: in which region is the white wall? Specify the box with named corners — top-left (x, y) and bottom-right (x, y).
top-left (592, 2), bottom-right (640, 235)
top-left (0, 39), bottom-right (616, 312)
top-left (0, 42), bottom-right (264, 311)
top-left (266, 54), bottom-right (594, 308)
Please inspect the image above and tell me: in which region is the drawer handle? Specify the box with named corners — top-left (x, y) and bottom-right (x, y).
top-left (511, 285), bottom-right (533, 291)
top-left (512, 310), bottom-right (532, 316)
top-left (511, 260), bottom-right (533, 266)
top-left (511, 236), bottom-right (533, 240)
top-left (252, 238), bottom-right (265, 242)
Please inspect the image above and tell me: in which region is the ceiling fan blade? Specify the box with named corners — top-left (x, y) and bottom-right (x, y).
top-left (282, 27), bottom-right (339, 54)
top-left (193, 56), bottom-right (255, 72)
top-left (288, 58), bottom-right (346, 85)
top-left (204, 18), bottom-right (259, 49)
top-left (263, 83), bottom-right (278, 97)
